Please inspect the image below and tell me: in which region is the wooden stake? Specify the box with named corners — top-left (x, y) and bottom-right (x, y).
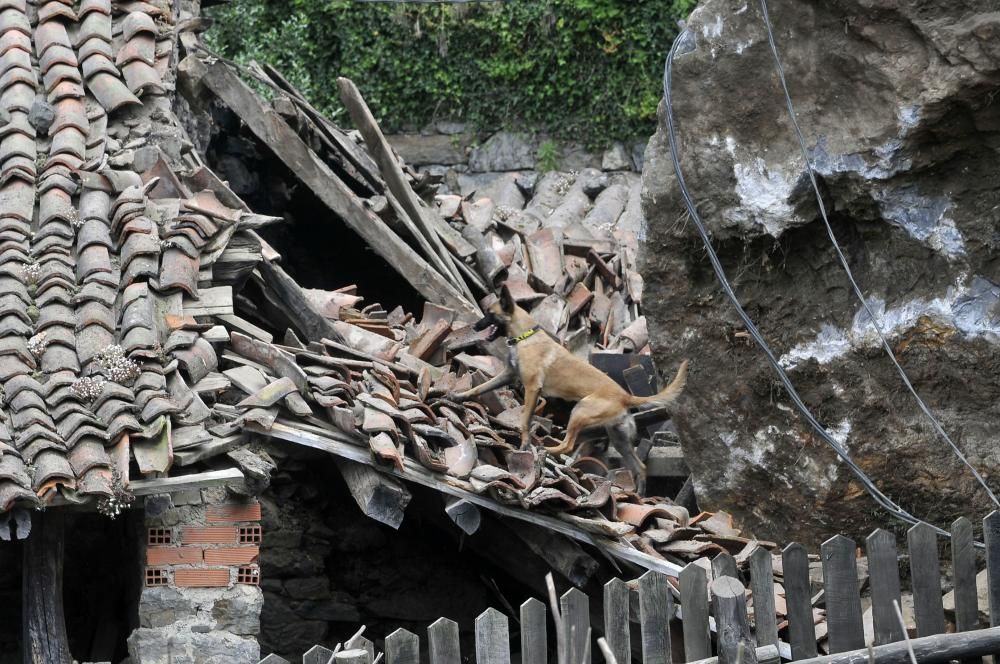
top-left (22, 511), bottom-right (72, 664)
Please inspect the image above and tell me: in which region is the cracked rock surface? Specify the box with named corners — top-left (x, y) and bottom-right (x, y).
top-left (641, 0), bottom-right (1000, 544)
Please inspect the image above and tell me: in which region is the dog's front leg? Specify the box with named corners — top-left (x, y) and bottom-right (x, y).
top-left (450, 367), bottom-right (516, 401)
top-left (520, 382), bottom-right (542, 449)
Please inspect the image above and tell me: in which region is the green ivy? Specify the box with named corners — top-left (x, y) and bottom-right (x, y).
top-left (205, 0), bottom-right (696, 148)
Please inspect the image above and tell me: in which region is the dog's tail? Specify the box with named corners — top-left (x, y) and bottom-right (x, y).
top-left (625, 360), bottom-right (688, 408)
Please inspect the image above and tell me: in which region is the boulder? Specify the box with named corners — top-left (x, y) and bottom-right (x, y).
top-left (128, 626), bottom-right (260, 664)
top-left (642, 0), bottom-right (1000, 545)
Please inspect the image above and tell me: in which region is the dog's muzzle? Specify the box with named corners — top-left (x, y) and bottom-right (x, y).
top-left (473, 313), bottom-right (504, 341)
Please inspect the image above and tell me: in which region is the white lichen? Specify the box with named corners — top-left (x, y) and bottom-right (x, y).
top-left (27, 332), bottom-right (48, 358)
top-left (95, 345), bottom-right (140, 384)
top-left (22, 262), bottom-right (40, 285)
top-left (71, 376), bottom-right (106, 402)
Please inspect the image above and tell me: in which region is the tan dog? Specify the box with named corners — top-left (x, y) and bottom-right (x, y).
top-left (452, 285), bottom-right (688, 485)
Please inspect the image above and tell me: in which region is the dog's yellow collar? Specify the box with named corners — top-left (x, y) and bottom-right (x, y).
top-left (507, 326), bottom-right (541, 346)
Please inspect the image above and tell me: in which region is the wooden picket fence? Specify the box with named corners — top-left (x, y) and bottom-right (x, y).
top-left (261, 513), bottom-right (1000, 664)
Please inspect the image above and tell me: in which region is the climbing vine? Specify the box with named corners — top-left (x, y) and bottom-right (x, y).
top-left (205, 0), bottom-right (696, 147)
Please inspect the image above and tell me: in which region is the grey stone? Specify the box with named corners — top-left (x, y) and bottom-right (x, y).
top-left (469, 132), bottom-right (536, 172)
top-left (128, 627), bottom-right (260, 664)
top-left (190, 624), bottom-right (212, 633)
top-left (435, 120), bottom-right (467, 135)
top-left (261, 546), bottom-right (325, 577)
top-left (581, 172), bottom-right (610, 199)
top-left (559, 142), bottom-right (600, 171)
top-left (143, 495), bottom-right (172, 518)
top-left (211, 586), bottom-right (263, 636)
top-left (629, 139), bottom-right (647, 171)
top-left (293, 596), bottom-right (361, 622)
top-left (28, 99), bottom-right (55, 135)
top-left (601, 142), bottom-right (632, 171)
top-left (171, 489), bottom-right (202, 506)
top-left (515, 172), bottom-right (540, 198)
top-left (138, 587), bottom-right (196, 629)
top-left (643, 0), bottom-right (1000, 545)
top-left (943, 569), bottom-right (988, 625)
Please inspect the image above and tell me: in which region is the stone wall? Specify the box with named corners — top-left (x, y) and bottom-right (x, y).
top-left (387, 126), bottom-right (647, 196)
top-left (128, 490), bottom-right (263, 664)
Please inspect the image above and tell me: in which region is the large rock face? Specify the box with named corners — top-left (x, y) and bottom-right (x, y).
top-left (642, 0), bottom-right (1000, 544)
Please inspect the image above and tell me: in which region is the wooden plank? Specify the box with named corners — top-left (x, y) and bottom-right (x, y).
top-left (22, 511), bottom-right (72, 664)
top-left (336, 459), bottom-right (412, 529)
top-left (561, 587), bottom-right (590, 664)
top-left (217, 314), bottom-right (273, 343)
top-left (428, 617), bottom-right (461, 664)
top-left (679, 563), bottom-right (711, 662)
top-left (908, 522), bottom-right (945, 637)
top-left (985, 511), bottom-right (1000, 628)
top-left (476, 607), bottom-right (511, 664)
top-left (173, 434), bottom-right (248, 467)
top-left (685, 645), bottom-right (779, 664)
top-left (865, 528), bottom-right (904, 646)
top-left (711, 577), bottom-right (756, 664)
top-left (336, 77), bottom-right (474, 302)
top-left (386, 628), bottom-right (420, 664)
top-left (712, 552), bottom-right (738, 580)
top-left (521, 598), bottom-right (547, 664)
top-left (749, 547), bottom-right (778, 649)
top-left (951, 517), bottom-right (978, 634)
top-left (183, 285), bottom-right (233, 317)
top-left (194, 59), bottom-right (479, 322)
top-left (821, 535), bottom-right (865, 654)
top-left (777, 625), bottom-right (1000, 664)
top-left (255, 421), bottom-right (686, 578)
top-left (129, 468), bottom-right (244, 496)
top-left (783, 543), bottom-right (818, 660)
top-left (303, 645), bottom-right (335, 664)
top-left (259, 655), bottom-right (291, 664)
top-left (258, 260), bottom-right (343, 344)
top-left (604, 578), bottom-right (631, 664)
top-left (639, 570), bottom-right (673, 664)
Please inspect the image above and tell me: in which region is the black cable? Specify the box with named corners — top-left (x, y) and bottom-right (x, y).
top-left (756, 0), bottom-right (997, 508)
top-left (663, 30), bottom-right (950, 537)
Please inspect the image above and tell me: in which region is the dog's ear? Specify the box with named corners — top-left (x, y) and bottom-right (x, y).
top-left (498, 283), bottom-right (515, 314)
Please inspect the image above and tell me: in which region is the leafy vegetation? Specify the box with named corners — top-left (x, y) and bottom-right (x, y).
top-left (204, 0), bottom-right (697, 147)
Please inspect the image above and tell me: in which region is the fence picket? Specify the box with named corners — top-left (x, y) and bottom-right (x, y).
top-left (476, 607), bottom-right (511, 664)
top-left (347, 636), bottom-right (376, 662)
top-left (711, 577), bottom-right (756, 664)
top-left (303, 645), bottom-right (335, 664)
top-left (521, 598), bottom-right (547, 664)
top-left (908, 522), bottom-right (946, 636)
top-left (712, 552), bottom-right (738, 581)
top-left (428, 617), bottom-right (460, 664)
top-left (386, 628), bottom-right (420, 664)
top-left (679, 563), bottom-right (711, 662)
top-left (984, 511), bottom-right (1000, 628)
top-left (865, 528), bottom-right (904, 646)
top-left (639, 570), bottom-right (672, 664)
top-left (782, 543), bottom-right (817, 660)
top-left (749, 547), bottom-right (777, 649)
top-left (604, 578), bottom-right (631, 664)
top-left (821, 535), bottom-right (865, 653)
top-left (951, 517), bottom-right (978, 634)
top-left (259, 656), bottom-right (290, 664)
top-left (561, 587), bottom-right (590, 664)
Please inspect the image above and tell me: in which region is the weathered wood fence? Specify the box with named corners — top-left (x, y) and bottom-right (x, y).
top-left (262, 514), bottom-right (1000, 664)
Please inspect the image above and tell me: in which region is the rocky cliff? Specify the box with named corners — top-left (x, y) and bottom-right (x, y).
top-left (642, 0), bottom-right (1000, 544)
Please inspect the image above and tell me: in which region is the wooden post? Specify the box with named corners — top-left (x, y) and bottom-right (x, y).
top-left (679, 563), bottom-right (712, 662)
top-left (639, 571), bottom-right (673, 664)
top-left (336, 459), bottom-right (411, 529)
top-left (865, 529), bottom-right (904, 646)
top-left (385, 628), bottom-right (419, 664)
top-left (428, 617), bottom-right (461, 664)
top-left (748, 548), bottom-right (778, 649)
top-left (711, 577), bottom-right (756, 664)
top-left (782, 542), bottom-right (818, 660)
top-left (604, 578), bottom-right (631, 664)
top-left (336, 649), bottom-right (372, 664)
top-left (303, 646), bottom-right (335, 664)
top-left (22, 510), bottom-right (72, 664)
top-left (821, 535), bottom-right (865, 654)
top-left (521, 598), bottom-right (548, 664)
top-left (907, 523), bottom-right (945, 636)
top-left (984, 511), bottom-right (1000, 628)
top-left (476, 607), bottom-right (512, 664)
